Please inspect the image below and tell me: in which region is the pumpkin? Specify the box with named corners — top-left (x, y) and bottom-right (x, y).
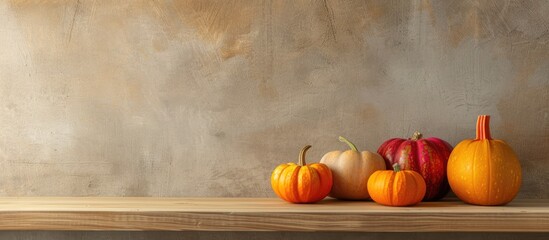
top-left (320, 136), bottom-right (386, 200)
top-left (367, 163), bottom-right (426, 206)
top-left (271, 145), bottom-right (333, 203)
top-left (377, 131), bottom-right (452, 200)
top-left (447, 115), bottom-right (521, 206)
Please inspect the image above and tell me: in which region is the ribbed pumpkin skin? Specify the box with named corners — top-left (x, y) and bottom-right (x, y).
top-left (447, 115), bottom-right (521, 206)
top-left (377, 132), bottom-right (452, 200)
top-left (271, 146), bottom-right (333, 203)
top-left (367, 166), bottom-right (426, 206)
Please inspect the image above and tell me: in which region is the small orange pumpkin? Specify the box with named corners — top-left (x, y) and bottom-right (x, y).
top-left (447, 115), bottom-right (522, 206)
top-left (367, 163), bottom-right (426, 206)
top-left (271, 145), bottom-right (333, 203)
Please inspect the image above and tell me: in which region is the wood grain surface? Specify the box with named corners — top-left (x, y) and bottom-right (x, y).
top-left (0, 197), bottom-right (546, 232)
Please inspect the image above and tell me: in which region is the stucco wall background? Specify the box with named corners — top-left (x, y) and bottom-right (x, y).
top-left (0, 0), bottom-right (548, 239)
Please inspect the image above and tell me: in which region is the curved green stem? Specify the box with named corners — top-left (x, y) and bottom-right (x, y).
top-left (298, 145), bottom-right (312, 166)
top-left (338, 136), bottom-right (358, 151)
top-left (393, 163), bottom-right (401, 172)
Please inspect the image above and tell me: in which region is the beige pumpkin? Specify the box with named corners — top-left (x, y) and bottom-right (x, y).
top-left (320, 136), bottom-right (386, 200)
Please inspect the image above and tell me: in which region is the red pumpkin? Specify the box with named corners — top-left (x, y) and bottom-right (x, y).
top-left (377, 131), bottom-right (452, 200)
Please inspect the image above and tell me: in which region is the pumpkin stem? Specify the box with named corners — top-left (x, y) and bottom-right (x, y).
top-left (338, 136), bottom-right (358, 151)
top-left (476, 115), bottom-right (492, 140)
top-left (393, 163), bottom-right (401, 172)
top-left (298, 145), bottom-right (312, 166)
top-left (411, 131), bottom-right (422, 140)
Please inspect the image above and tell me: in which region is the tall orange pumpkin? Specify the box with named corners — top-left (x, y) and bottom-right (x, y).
top-left (367, 163), bottom-right (426, 207)
top-left (271, 145), bottom-right (333, 203)
top-left (447, 115), bottom-right (522, 206)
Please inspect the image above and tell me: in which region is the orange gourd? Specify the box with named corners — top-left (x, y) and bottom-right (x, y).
top-left (447, 115), bottom-right (522, 206)
top-left (367, 163), bottom-right (426, 206)
top-left (271, 145), bottom-right (333, 203)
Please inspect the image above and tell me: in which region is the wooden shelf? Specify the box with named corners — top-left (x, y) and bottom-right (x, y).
top-left (0, 197), bottom-right (546, 232)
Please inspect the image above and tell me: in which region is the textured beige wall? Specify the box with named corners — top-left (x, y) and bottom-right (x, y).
top-left (0, 0), bottom-right (548, 239)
